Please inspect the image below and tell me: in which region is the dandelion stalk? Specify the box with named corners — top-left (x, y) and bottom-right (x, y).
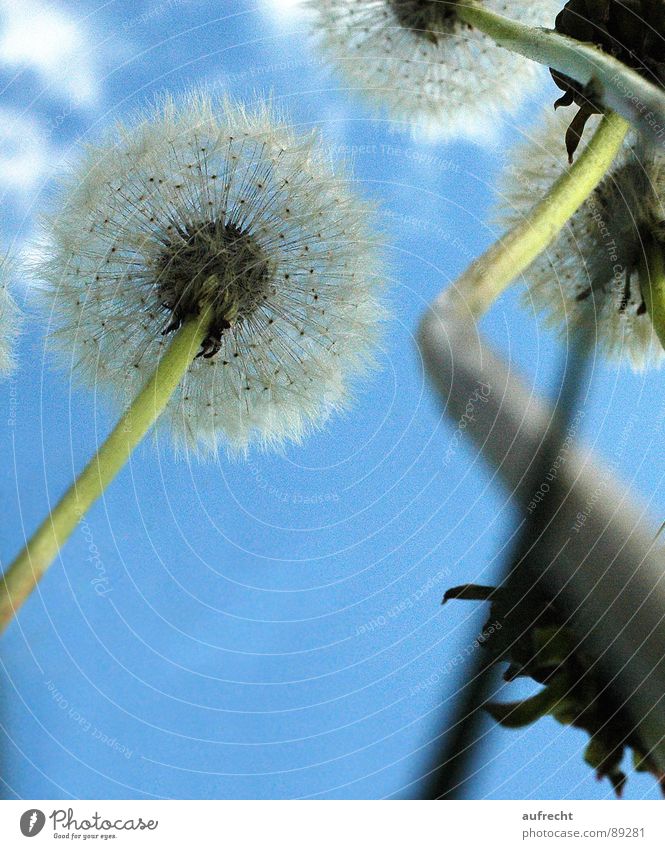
top-left (453, 1), bottom-right (665, 145)
top-left (448, 111), bottom-right (628, 319)
top-left (494, 104), bottom-right (665, 367)
top-left (0, 309), bottom-right (210, 634)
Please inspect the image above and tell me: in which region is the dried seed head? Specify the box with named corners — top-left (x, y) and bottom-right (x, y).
top-left (497, 108), bottom-right (665, 369)
top-left (306, 0), bottom-right (559, 141)
top-left (37, 94), bottom-right (387, 454)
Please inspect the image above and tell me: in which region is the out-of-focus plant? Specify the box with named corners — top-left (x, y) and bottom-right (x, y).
top-left (444, 580), bottom-right (664, 794)
top-left (334, 0), bottom-right (665, 797)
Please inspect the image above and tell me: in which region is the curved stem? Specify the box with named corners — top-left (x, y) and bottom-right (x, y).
top-left (640, 238), bottom-right (665, 354)
top-left (0, 311), bottom-right (210, 634)
top-left (421, 332), bottom-right (593, 799)
top-left (454, 1), bottom-right (665, 146)
top-left (444, 111), bottom-right (628, 319)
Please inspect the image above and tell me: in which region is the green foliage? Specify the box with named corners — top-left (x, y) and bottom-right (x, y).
top-left (444, 576), bottom-right (665, 795)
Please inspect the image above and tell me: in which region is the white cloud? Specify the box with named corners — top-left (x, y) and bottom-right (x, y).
top-left (263, 0), bottom-right (304, 24)
top-left (0, 108), bottom-right (49, 195)
top-left (0, 0), bottom-right (98, 106)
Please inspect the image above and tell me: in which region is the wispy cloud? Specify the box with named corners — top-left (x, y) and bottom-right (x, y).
top-left (262, 0), bottom-right (304, 26)
top-left (0, 0), bottom-right (99, 106)
top-left (0, 108), bottom-right (49, 196)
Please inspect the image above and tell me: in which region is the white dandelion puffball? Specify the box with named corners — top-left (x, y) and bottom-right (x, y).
top-left (305, 0), bottom-right (559, 140)
top-left (0, 256), bottom-right (21, 376)
top-left (497, 108), bottom-right (665, 370)
top-left (38, 94), bottom-right (386, 453)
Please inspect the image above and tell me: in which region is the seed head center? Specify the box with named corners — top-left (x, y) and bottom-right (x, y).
top-left (389, 0), bottom-right (459, 40)
top-left (156, 220), bottom-right (273, 358)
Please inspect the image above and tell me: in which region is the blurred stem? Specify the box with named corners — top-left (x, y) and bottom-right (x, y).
top-left (640, 239), bottom-right (665, 353)
top-left (0, 309), bottom-right (211, 634)
top-left (454, 2), bottom-right (665, 145)
top-left (421, 650), bottom-right (498, 799)
top-left (423, 331), bottom-right (592, 799)
top-left (451, 111), bottom-right (628, 318)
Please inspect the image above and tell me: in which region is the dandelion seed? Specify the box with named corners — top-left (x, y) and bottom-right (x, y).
top-left (497, 108), bottom-right (665, 370)
top-left (0, 254), bottom-right (21, 376)
top-left (305, 0), bottom-right (559, 140)
top-left (37, 94), bottom-right (386, 453)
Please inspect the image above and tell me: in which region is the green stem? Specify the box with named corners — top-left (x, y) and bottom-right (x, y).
top-left (0, 311), bottom-right (210, 634)
top-left (455, 1), bottom-right (665, 146)
top-left (640, 238), bottom-right (665, 353)
top-left (450, 111), bottom-right (628, 318)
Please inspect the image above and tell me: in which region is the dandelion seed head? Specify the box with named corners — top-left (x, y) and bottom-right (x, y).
top-left (305, 0), bottom-right (559, 141)
top-left (497, 108), bottom-right (665, 370)
top-left (38, 93), bottom-right (386, 453)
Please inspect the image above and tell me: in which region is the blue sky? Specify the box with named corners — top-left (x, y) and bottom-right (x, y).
top-left (0, 0), bottom-right (664, 800)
